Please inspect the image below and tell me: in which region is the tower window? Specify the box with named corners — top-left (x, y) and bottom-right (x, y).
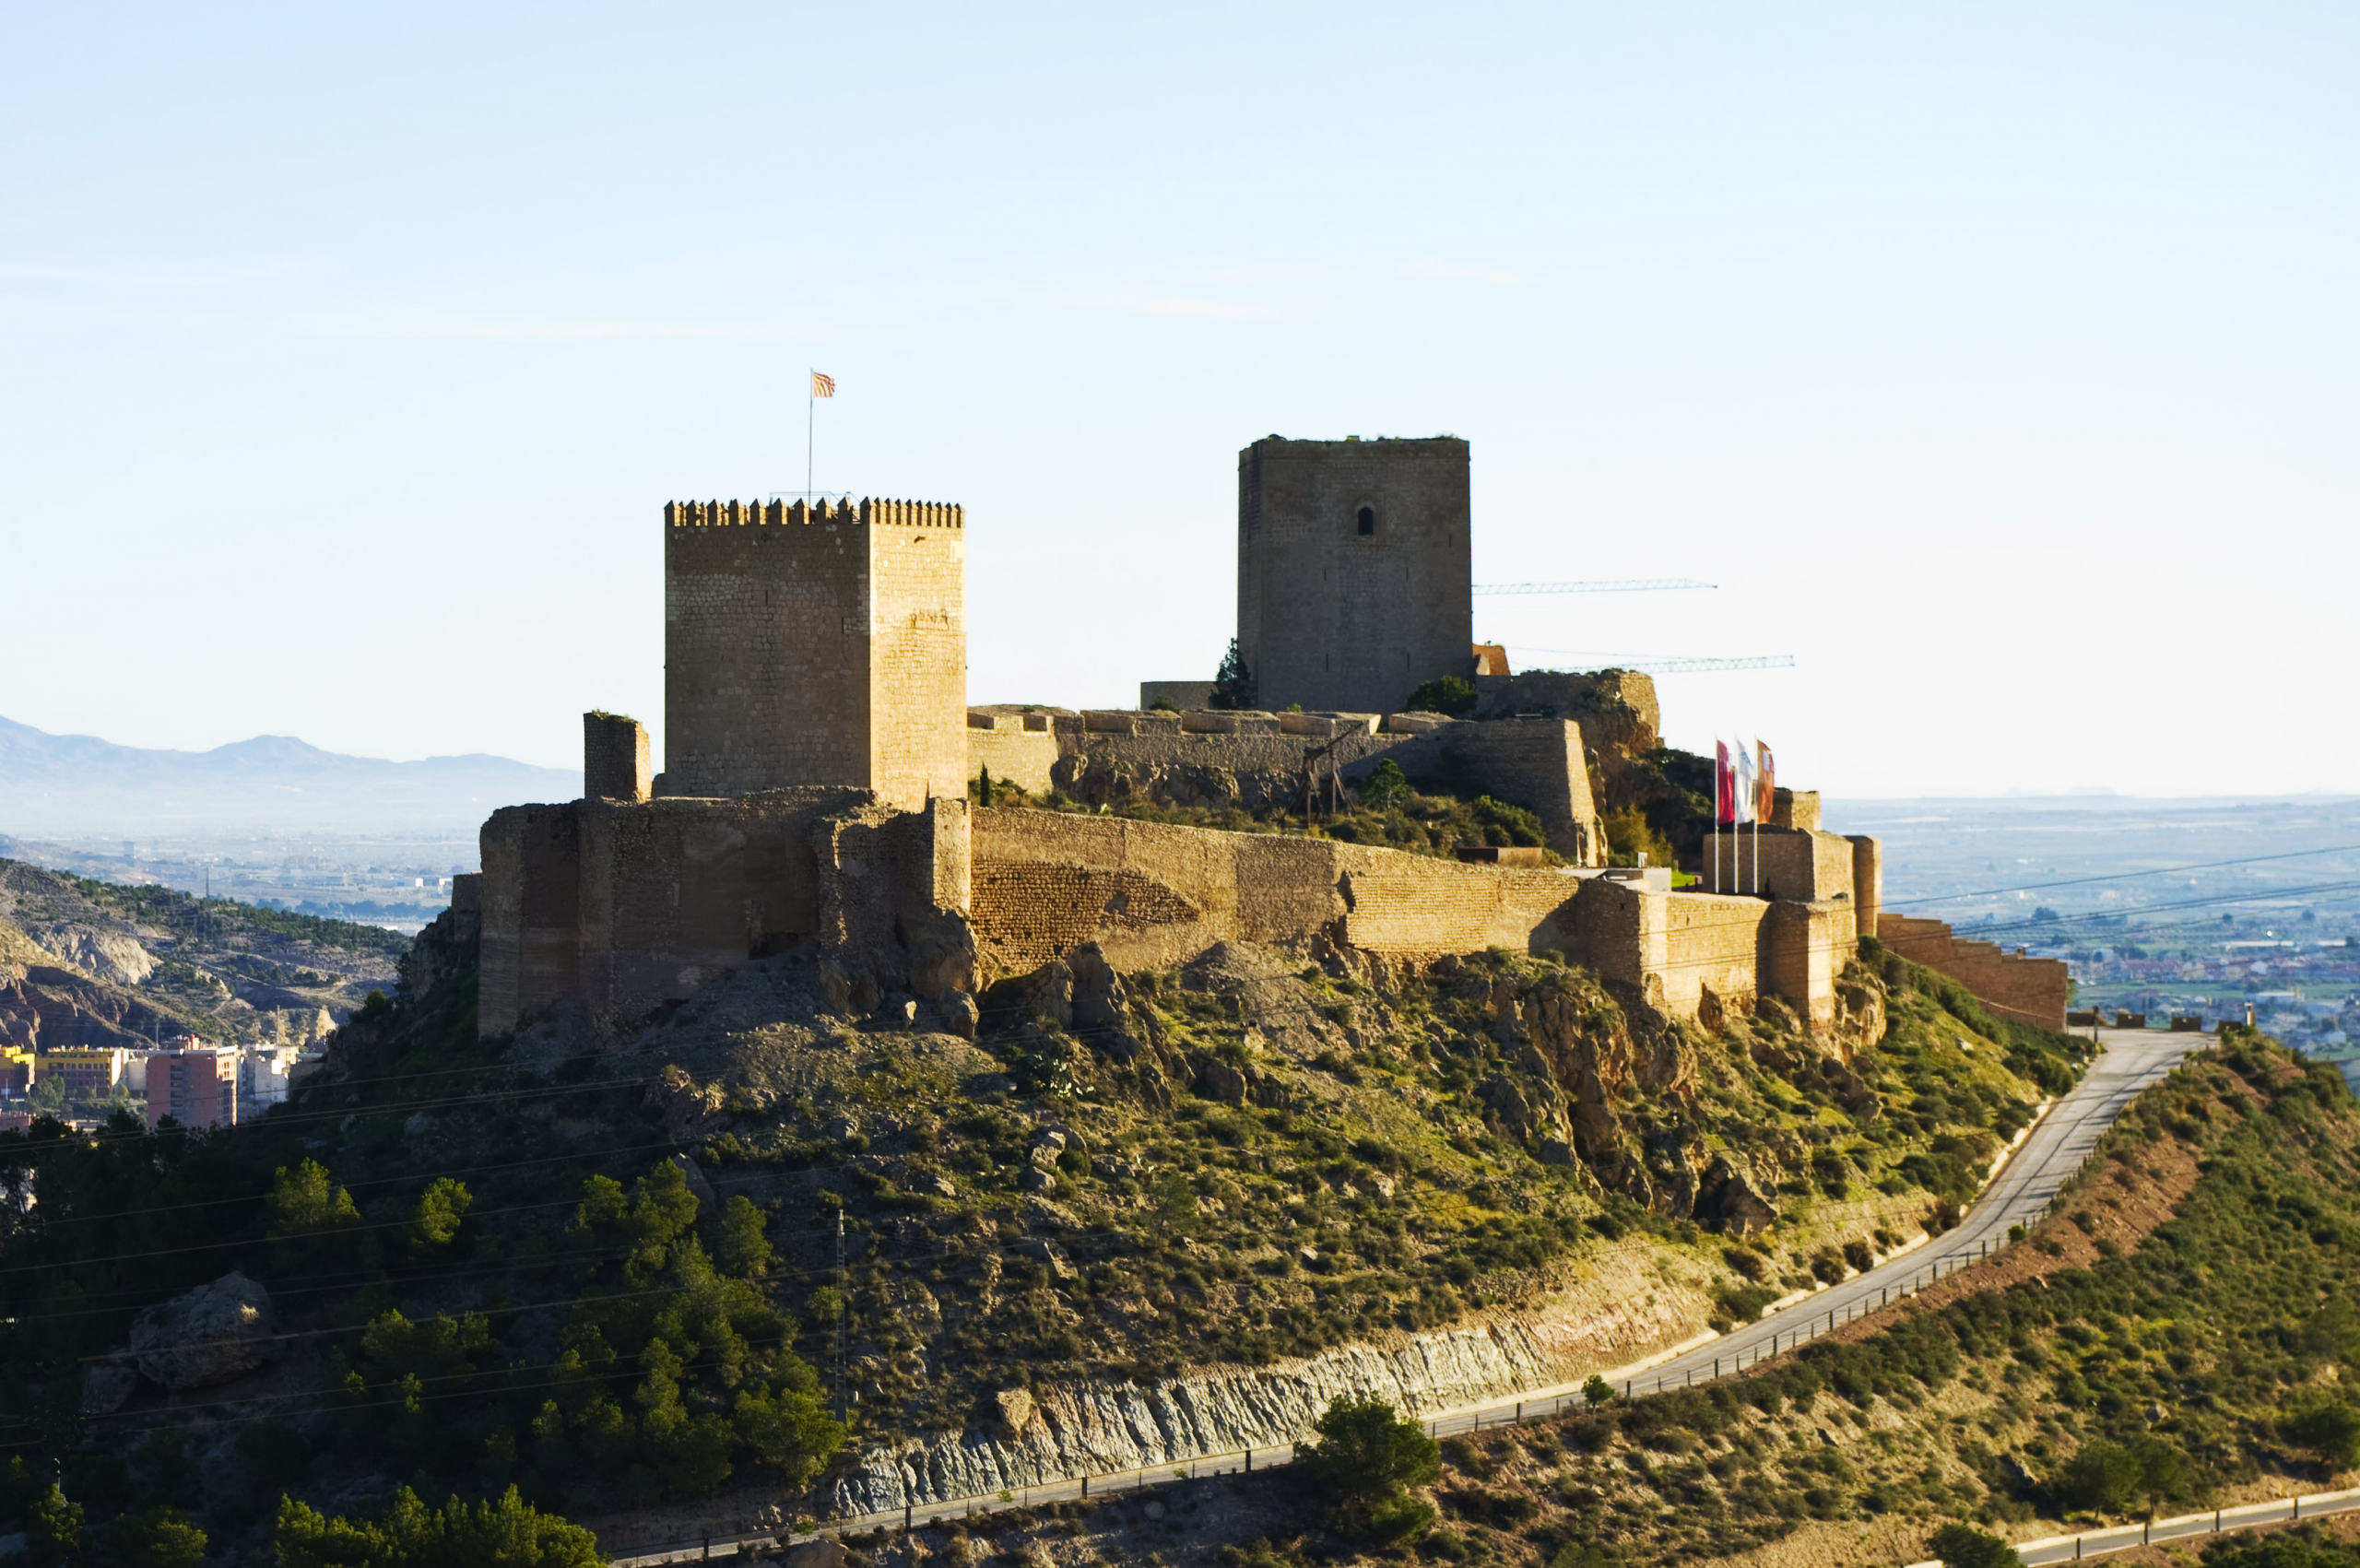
top-left (1356, 504), bottom-right (1375, 536)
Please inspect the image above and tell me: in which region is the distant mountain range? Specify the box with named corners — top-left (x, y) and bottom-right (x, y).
top-left (0, 714), bottom-right (580, 835)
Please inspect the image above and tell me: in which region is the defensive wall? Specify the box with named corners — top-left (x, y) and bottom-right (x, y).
top-left (1237, 436), bottom-right (1473, 714)
top-left (1874, 914), bottom-right (2070, 1031)
top-left (663, 496), bottom-right (966, 811)
top-left (964, 708), bottom-right (1606, 866)
top-left (968, 808), bottom-right (1854, 1032)
top-left (478, 787), bottom-right (972, 1038)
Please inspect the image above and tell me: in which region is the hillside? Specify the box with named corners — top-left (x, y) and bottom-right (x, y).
top-left (904, 1032), bottom-right (2360, 1568)
top-left (0, 914), bottom-right (2090, 1560)
top-left (0, 857), bottom-right (403, 1061)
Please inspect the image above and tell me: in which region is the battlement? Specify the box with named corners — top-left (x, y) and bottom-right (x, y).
top-left (664, 497), bottom-right (964, 529)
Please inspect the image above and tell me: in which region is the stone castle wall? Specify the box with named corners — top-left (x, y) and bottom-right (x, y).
top-left (970, 808), bottom-right (1851, 1032)
top-left (1876, 914), bottom-right (2069, 1031)
top-left (1237, 437), bottom-right (1472, 714)
top-left (478, 789), bottom-right (972, 1037)
top-left (663, 497), bottom-right (965, 810)
top-left (1699, 827), bottom-right (1858, 904)
top-left (981, 713), bottom-right (1603, 865)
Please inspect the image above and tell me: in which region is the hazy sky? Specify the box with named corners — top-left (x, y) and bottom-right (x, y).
top-left (5, 5), bottom-right (2353, 796)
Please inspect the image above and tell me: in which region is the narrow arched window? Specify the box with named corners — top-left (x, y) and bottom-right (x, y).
top-left (1356, 505), bottom-right (1375, 536)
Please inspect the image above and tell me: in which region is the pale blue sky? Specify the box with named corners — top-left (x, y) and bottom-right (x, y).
top-left (5, 5), bottom-right (2354, 796)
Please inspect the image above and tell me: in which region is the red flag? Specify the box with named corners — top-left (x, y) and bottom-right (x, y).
top-left (810, 371), bottom-right (836, 397)
top-left (1756, 740), bottom-right (1776, 823)
top-left (1715, 740), bottom-right (1737, 826)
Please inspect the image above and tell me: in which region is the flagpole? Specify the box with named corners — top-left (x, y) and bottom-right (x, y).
top-left (807, 371), bottom-right (815, 501)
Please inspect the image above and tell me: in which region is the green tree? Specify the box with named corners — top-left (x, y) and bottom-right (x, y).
top-left (716, 1195), bottom-right (772, 1279)
top-left (1404, 675), bottom-right (1478, 718)
top-left (2055, 1441), bottom-right (2143, 1515)
top-left (733, 1373), bottom-right (844, 1487)
top-left (408, 1177), bottom-right (473, 1252)
top-left (1928, 1522), bottom-right (2022, 1568)
top-left (267, 1160), bottom-right (361, 1235)
top-left (101, 1504), bottom-right (207, 1568)
top-left (272, 1485), bottom-right (601, 1568)
top-left (1210, 639), bottom-right (1256, 711)
top-left (1295, 1395), bottom-right (1441, 1538)
top-left (2283, 1399), bottom-right (2360, 1470)
top-left (975, 765), bottom-right (997, 807)
top-left (1582, 1373), bottom-right (1616, 1406)
top-left (2304, 1301), bottom-right (2360, 1364)
top-left (1361, 759), bottom-right (1410, 810)
top-left (24, 1483), bottom-right (84, 1568)
top-left (2127, 1433), bottom-right (2193, 1514)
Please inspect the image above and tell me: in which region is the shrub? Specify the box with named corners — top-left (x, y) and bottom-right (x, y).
top-left (1928, 1521), bottom-right (2022, 1567)
top-left (1295, 1395), bottom-right (1442, 1537)
top-left (2283, 1398), bottom-right (2360, 1470)
top-left (2054, 1441), bottom-right (2142, 1514)
top-left (1404, 676), bottom-right (1478, 717)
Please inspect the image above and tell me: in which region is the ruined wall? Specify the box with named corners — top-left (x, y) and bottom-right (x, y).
top-left (1847, 836), bottom-right (1881, 941)
top-left (965, 717), bottom-right (1060, 795)
top-left (478, 790), bottom-right (971, 1037)
top-left (1237, 436), bottom-right (1472, 714)
top-left (1036, 715), bottom-right (1602, 866)
top-left (663, 497), bottom-right (965, 810)
top-left (1877, 914), bottom-right (2069, 1030)
top-left (583, 712), bottom-right (652, 803)
top-left (970, 808), bottom-right (1586, 975)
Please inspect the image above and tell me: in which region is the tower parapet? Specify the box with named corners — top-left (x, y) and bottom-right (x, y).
top-left (664, 498), bottom-right (964, 529)
top-left (664, 495), bottom-right (967, 809)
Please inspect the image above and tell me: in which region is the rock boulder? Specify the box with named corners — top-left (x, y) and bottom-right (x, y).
top-left (130, 1271), bottom-right (279, 1390)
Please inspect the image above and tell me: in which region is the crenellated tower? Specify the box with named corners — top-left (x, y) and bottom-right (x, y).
top-left (663, 496), bottom-right (966, 809)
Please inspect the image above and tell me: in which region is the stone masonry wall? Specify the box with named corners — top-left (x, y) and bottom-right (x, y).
top-left (478, 790), bottom-right (971, 1037)
top-left (970, 807), bottom-right (1586, 976)
top-left (1034, 716), bottom-right (1602, 865)
top-left (663, 497), bottom-right (964, 810)
top-left (583, 712), bottom-right (652, 802)
top-left (1877, 914), bottom-right (2069, 1030)
top-left (1700, 828), bottom-right (1858, 905)
top-left (1237, 436), bottom-right (1472, 714)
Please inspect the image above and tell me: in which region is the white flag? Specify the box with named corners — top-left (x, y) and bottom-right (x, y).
top-left (1733, 739), bottom-right (1756, 825)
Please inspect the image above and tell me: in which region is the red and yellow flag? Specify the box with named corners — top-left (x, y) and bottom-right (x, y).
top-left (810, 371), bottom-right (836, 397)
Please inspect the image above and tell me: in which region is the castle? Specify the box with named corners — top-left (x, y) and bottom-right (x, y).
top-left (473, 440), bottom-right (2057, 1043)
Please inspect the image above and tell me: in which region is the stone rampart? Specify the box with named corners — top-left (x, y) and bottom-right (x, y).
top-left (478, 791), bottom-right (971, 1037)
top-left (965, 715), bottom-right (1060, 795)
top-left (1031, 715), bottom-right (1602, 865)
top-left (1876, 914), bottom-right (2068, 1030)
top-left (1700, 827), bottom-right (1858, 905)
top-left (970, 809), bottom-right (1850, 1031)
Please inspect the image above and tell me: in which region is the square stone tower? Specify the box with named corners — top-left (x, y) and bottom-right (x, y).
top-left (663, 496), bottom-right (966, 810)
top-left (1236, 436), bottom-right (1472, 714)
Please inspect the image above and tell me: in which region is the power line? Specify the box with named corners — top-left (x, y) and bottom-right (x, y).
top-left (1879, 841), bottom-right (2360, 913)
top-left (1473, 579), bottom-right (1718, 596)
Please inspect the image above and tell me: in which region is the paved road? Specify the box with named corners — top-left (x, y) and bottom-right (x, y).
top-left (612, 1029), bottom-right (2202, 1562)
top-left (1423, 1026), bottom-right (2201, 1427)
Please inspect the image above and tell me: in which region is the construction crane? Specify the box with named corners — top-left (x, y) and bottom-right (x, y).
top-left (1500, 647), bottom-right (1797, 675)
top-left (1472, 579), bottom-right (1717, 596)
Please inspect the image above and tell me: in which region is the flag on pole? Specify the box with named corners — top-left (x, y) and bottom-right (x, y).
top-left (1756, 740), bottom-right (1776, 824)
top-left (1715, 741), bottom-right (1737, 826)
top-left (810, 371), bottom-right (836, 397)
top-left (1733, 740), bottom-right (1757, 826)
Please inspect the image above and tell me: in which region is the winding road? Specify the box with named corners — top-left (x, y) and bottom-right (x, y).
top-left (612, 1028), bottom-right (2202, 1563)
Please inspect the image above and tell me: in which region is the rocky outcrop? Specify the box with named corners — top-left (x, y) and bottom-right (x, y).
top-left (37, 925), bottom-right (156, 986)
top-left (828, 1305), bottom-right (1679, 1515)
top-left (129, 1271), bottom-right (278, 1390)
